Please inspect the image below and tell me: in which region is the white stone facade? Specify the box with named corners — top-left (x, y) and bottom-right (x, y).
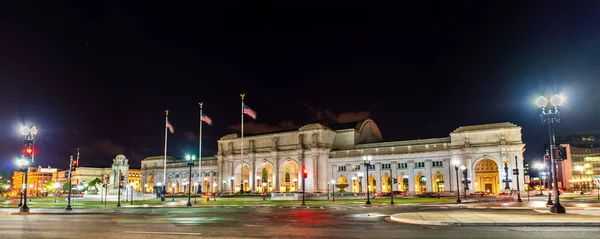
top-left (142, 120), bottom-right (526, 195)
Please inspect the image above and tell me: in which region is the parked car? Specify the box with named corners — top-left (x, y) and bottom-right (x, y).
top-left (496, 192), bottom-right (512, 201)
top-left (470, 191), bottom-right (489, 197)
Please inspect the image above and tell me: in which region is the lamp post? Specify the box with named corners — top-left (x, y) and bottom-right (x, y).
top-left (54, 182), bottom-right (60, 203)
top-left (262, 182), bottom-right (267, 201)
top-left (20, 125), bottom-right (37, 213)
top-left (293, 178), bottom-right (298, 192)
top-left (66, 156), bottom-right (75, 211)
top-left (194, 182), bottom-right (198, 204)
top-left (230, 176), bottom-right (234, 194)
top-left (213, 182), bottom-right (217, 201)
top-left (330, 180), bottom-right (336, 202)
top-left (514, 156), bottom-right (523, 203)
top-left (327, 182), bottom-right (330, 200)
top-left (503, 162), bottom-right (511, 191)
top-left (436, 178), bottom-right (441, 199)
top-left (537, 94), bottom-right (566, 214)
top-left (186, 154), bottom-right (196, 207)
top-left (389, 168), bottom-right (395, 205)
top-left (460, 165), bottom-right (470, 198)
top-left (205, 178), bottom-right (210, 202)
top-left (171, 183), bottom-right (175, 201)
top-left (576, 165), bottom-right (584, 195)
top-left (363, 155), bottom-right (372, 205)
top-left (535, 163), bottom-right (545, 195)
top-left (130, 183), bottom-right (134, 205)
top-left (452, 159), bottom-right (461, 203)
top-left (358, 172), bottom-right (363, 194)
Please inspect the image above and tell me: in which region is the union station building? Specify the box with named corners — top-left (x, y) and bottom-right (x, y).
top-left (141, 120), bottom-right (526, 196)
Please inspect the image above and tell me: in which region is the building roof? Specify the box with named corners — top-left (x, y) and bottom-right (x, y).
top-left (452, 122), bottom-right (519, 133)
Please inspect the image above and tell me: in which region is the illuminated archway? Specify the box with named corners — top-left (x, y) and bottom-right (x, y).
top-left (414, 174), bottom-right (426, 193)
top-left (279, 160), bottom-right (299, 192)
top-left (367, 175), bottom-right (376, 192)
top-left (474, 158), bottom-right (500, 194)
top-left (381, 175), bottom-right (391, 193)
top-left (256, 162), bottom-right (274, 193)
top-left (433, 174), bottom-right (445, 192)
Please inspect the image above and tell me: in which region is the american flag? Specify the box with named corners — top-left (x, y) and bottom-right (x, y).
top-left (243, 104), bottom-right (256, 119)
top-left (201, 114), bottom-right (213, 125)
top-left (166, 119), bottom-right (175, 133)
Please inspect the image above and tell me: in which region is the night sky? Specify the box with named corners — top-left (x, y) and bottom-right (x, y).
top-left (2, 2), bottom-right (600, 169)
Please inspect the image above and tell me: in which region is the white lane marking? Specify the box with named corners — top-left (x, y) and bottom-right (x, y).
top-left (124, 231), bottom-right (202, 235)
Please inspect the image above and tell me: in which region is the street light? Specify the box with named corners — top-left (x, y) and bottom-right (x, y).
top-left (330, 180), bottom-right (336, 202)
top-left (358, 172), bottom-right (363, 193)
top-left (230, 176), bottom-right (235, 194)
top-left (452, 159), bottom-right (461, 203)
top-left (537, 94), bottom-right (566, 214)
top-left (460, 165), bottom-right (470, 198)
top-left (293, 178), bottom-right (298, 192)
top-left (362, 155), bottom-right (372, 205)
top-left (185, 154), bottom-right (196, 207)
top-left (193, 182), bottom-right (198, 204)
top-left (213, 182), bottom-right (217, 201)
top-left (54, 182), bottom-right (60, 203)
top-left (19, 125), bottom-right (37, 213)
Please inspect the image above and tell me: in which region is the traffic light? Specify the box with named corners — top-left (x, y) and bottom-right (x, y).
top-left (119, 182), bottom-right (123, 188)
top-left (64, 171), bottom-right (70, 178)
top-left (302, 166), bottom-right (308, 178)
top-left (23, 147), bottom-right (33, 158)
top-left (120, 172), bottom-right (125, 182)
top-left (558, 146), bottom-right (567, 161)
top-left (70, 159), bottom-right (77, 171)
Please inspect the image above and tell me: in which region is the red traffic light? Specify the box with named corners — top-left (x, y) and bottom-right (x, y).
top-left (302, 167), bottom-right (308, 178)
top-left (23, 147), bottom-right (33, 156)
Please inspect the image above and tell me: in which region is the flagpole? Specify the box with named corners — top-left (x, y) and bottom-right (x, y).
top-left (240, 93), bottom-right (245, 193)
top-left (162, 110), bottom-right (169, 201)
top-left (198, 102), bottom-right (203, 194)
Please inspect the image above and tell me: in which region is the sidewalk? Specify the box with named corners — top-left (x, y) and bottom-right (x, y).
top-left (389, 209), bottom-right (600, 226)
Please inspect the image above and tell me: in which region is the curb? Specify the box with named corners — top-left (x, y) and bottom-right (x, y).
top-left (8, 211), bottom-right (115, 215)
top-left (387, 215), bottom-right (600, 227)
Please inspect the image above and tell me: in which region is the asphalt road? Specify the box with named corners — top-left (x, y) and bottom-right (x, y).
top-left (2, 205), bottom-right (599, 239)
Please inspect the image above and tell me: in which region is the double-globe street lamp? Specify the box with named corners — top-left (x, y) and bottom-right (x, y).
top-left (536, 94), bottom-right (566, 214)
top-left (19, 125), bottom-right (38, 213)
top-left (363, 155), bottom-right (372, 205)
top-left (185, 154), bottom-right (196, 207)
top-left (452, 159), bottom-right (461, 203)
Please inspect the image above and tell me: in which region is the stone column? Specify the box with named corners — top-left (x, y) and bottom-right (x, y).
top-left (251, 158), bottom-right (256, 192)
top-left (375, 162), bottom-right (382, 192)
top-left (391, 161), bottom-right (398, 191)
top-left (408, 160), bottom-right (415, 195)
top-left (274, 157), bottom-right (280, 192)
top-left (425, 159), bottom-right (433, 192)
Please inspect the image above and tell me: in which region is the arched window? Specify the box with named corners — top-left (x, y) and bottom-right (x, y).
top-left (262, 168), bottom-right (268, 182)
top-left (285, 168), bottom-right (290, 182)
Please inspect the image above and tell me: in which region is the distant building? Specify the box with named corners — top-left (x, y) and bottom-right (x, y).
top-left (12, 155), bottom-right (141, 196)
top-left (11, 166), bottom-right (58, 197)
top-left (556, 133), bottom-right (600, 191)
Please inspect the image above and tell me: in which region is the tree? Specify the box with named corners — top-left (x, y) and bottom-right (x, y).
top-left (62, 181), bottom-right (71, 192)
top-left (46, 180), bottom-right (57, 193)
top-left (88, 178), bottom-right (102, 191)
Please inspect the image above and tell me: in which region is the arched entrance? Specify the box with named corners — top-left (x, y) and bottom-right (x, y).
top-left (381, 175), bottom-right (391, 193)
top-left (256, 162), bottom-right (274, 193)
top-left (415, 174), bottom-right (426, 193)
top-left (474, 158), bottom-right (500, 195)
top-left (433, 174), bottom-right (445, 192)
top-left (367, 175), bottom-right (376, 192)
top-left (279, 160), bottom-right (299, 192)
